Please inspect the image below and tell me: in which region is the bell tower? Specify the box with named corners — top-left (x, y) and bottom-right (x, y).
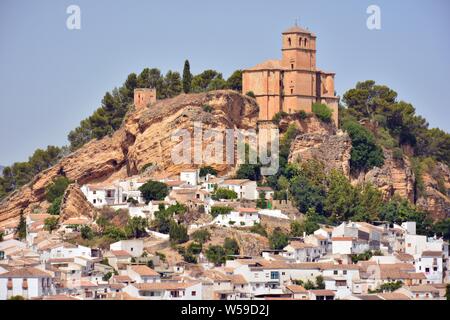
top-left (281, 26), bottom-right (317, 71)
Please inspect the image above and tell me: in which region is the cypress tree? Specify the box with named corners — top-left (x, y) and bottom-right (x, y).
top-left (17, 210), bottom-right (27, 240)
top-left (182, 60), bottom-right (192, 93)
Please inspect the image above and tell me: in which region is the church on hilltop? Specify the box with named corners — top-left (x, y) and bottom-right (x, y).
top-left (242, 25), bottom-right (339, 126)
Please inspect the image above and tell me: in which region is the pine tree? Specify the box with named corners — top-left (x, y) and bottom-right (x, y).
top-left (182, 60), bottom-right (192, 94)
top-left (17, 211), bottom-right (26, 240)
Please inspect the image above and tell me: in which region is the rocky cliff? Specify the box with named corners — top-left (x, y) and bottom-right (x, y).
top-left (59, 184), bottom-right (97, 222)
top-left (359, 149), bottom-right (415, 200)
top-left (0, 90), bottom-right (448, 227)
top-left (0, 90), bottom-right (259, 227)
top-left (416, 162), bottom-right (450, 221)
top-left (289, 130), bottom-right (352, 176)
top-left (288, 121), bottom-right (450, 220)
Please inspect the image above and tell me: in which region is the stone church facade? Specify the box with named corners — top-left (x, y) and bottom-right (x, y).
top-left (242, 25), bottom-right (339, 126)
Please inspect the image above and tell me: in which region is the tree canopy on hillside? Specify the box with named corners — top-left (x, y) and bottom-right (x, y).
top-left (342, 80), bottom-right (450, 167)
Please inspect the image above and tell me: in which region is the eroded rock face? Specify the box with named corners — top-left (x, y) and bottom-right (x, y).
top-left (289, 130), bottom-right (352, 176)
top-left (59, 184), bottom-right (96, 222)
top-left (359, 149), bottom-right (416, 202)
top-left (0, 91), bottom-right (259, 227)
top-left (208, 227), bottom-right (269, 256)
top-left (0, 134), bottom-right (125, 226)
top-left (416, 162), bottom-right (450, 221)
top-left (126, 91), bottom-right (259, 176)
top-left (280, 115), bottom-right (336, 136)
top-left (287, 127), bottom-right (449, 220)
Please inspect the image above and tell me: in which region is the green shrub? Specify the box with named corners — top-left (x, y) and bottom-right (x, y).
top-left (212, 188), bottom-right (238, 200)
top-left (191, 229), bottom-right (211, 243)
top-left (312, 103), bottom-right (333, 123)
top-left (205, 245), bottom-right (226, 266)
top-left (47, 196), bottom-right (63, 215)
top-left (81, 225), bottom-right (94, 240)
top-left (343, 120), bottom-right (385, 173)
top-left (272, 111), bottom-right (288, 125)
top-left (140, 162), bottom-right (154, 173)
top-left (224, 238), bottom-right (240, 256)
top-left (246, 91), bottom-right (256, 98)
top-left (45, 176), bottom-right (70, 203)
top-left (199, 166), bottom-right (218, 177)
top-left (187, 242), bottom-right (203, 255)
top-left (392, 148), bottom-right (404, 161)
top-left (44, 217), bottom-right (59, 233)
top-left (295, 110), bottom-right (308, 120)
top-left (202, 104), bottom-right (214, 113)
top-left (269, 227), bottom-right (289, 250)
top-left (250, 223), bottom-right (267, 237)
top-left (210, 206), bottom-right (232, 218)
top-left (155, 251), bottom-right (166, 263)
top-left (169, 221), bottom-right (189, 244)
top-left (139, 180), bottom-right (169, 202)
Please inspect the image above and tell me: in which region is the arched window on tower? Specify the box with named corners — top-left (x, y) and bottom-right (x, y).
top-left (288, 38), bottom-right (291, 47)
top-left (299, 38), bottom-right (302, 46)
top-left (304, 38), bottom-right (308, 47)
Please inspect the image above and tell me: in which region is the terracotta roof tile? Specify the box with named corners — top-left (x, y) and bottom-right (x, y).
top-left (0, 267), bottom-right (51, 278)
top-left (129, 265), bottom-right (160, 277)
top-left (286, 285), bottom-right (307, 293)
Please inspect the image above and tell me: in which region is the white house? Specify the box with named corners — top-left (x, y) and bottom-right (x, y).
top-left (304, 234), bottom-right (330, 255)
top-left (123, 281), bottom-right (202, 300)
top-left (180, 169), bottom-right (200, 186)
top-left (322, 264), bottom-right (360, 299)
top-left (81, 184), bottom-right (117, 207)
top-left (405, 234), bottom-right (427, 255)
top-left (396, 285), bottom-right (441, 300)
top-left (220, 180), bottom-right (258, 200)
top-left (116, 178), bottom-right (146, 204)
top-left (104, 250), bottom-right (133, 271)
top-left (282, 241), bottom-right (322, 263)
top-left (110, 240), bottom-right (144, 258)
top-left (202, 177), bottom-right (225, 193)
top-left (125, 265), bottom-right (160, 283)
top-left (0, 239), bottom-right (27, 258)
top-left (415, 251), bottom-right (443, 284)
top-left (0, 267), bottom-right (53, 300)
top-left (225, 260), bottom-right (284, 297)
top-left (214, 208), bottom-right (260, 227)
top-left (80, 178), bottom-right (146, 208)
top-left (401, 222), bottom-right (417, 235)
top-left (331, 237), bottom-right (369, 255)
top-left (40, 243), bottom-right (91, 262)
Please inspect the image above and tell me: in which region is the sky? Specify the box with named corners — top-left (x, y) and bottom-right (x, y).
top-left (1, 0), bottom-right (449, 166)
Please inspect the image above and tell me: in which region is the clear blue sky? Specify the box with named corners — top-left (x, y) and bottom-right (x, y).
top-left (1, 0), bottom-right (449, 165)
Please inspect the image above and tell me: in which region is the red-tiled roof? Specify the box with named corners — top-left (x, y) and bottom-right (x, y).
top-left (129, 265), bottom-right (160, 277)
top-left (0, 267), bottom-right (51, 278)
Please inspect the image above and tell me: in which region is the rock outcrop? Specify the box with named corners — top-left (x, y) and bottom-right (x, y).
top-left (357, 149), bottom-right (416, 202)
top-left (59, 184), bottom-right (97, 222)
top-left (288, 124), bottom-right (449, 220)
top-left (207, 227), bottom-right (269, 256)
top-left (416, 162), bottom-right (450, 221)
top-left (0, 90), bottom-right (259, 227)
top-left (289, 130), bottom-right (352, 176)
